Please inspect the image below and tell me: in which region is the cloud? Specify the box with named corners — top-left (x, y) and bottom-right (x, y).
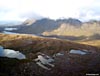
top-left (78, 0), bottom-right (100, 21)
top-left (0, 10), bottom-right (25, 21)
top-left (0, 0), bottom-right (100, 21)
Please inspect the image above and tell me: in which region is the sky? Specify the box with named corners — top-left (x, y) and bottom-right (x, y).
top-left (0, 0), bottom-right (100, 21)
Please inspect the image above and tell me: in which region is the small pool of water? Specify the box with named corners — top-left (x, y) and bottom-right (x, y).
top-left (4, 28), bottom-right (18, 31)
top-left (69, 49), bottom-right (88, 55)
top-left (0, 46), bottom-right (26, 59)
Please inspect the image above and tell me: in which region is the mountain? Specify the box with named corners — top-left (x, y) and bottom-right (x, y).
top-left (56, 18), bottom-right (82, 26)
top-left (22, 18), bottom-right (36, 25)
top-left (0, 33), bottom-right (100, 76)
top-left (42, 19), bottom-right (100, 36)
top-left (1, 18), bottom-right (100, 43)
top-left (13, 18), bottom-right (82, 34)
top-left (14, 18), bottom-right (57, 34)
top-left (0, 18), bottom-right (37, 33)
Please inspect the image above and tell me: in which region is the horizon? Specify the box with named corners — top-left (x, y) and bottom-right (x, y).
top-left (0, 0), bottom-right (100, 22)
top-left (0, 16), bottom-right (100, 25)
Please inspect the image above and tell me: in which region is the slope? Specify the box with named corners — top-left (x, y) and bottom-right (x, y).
top-left (0, 33), bottom-right (100, 76)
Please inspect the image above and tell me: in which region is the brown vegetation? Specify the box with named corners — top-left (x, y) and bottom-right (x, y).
top-left (0, 33), bottom-right (100, 76)
top-left (0, 33), bottom-right (99, 56)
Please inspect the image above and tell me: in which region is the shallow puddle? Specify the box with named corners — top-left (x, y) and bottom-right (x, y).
top-left (69, 49), bottom-right (88, 55)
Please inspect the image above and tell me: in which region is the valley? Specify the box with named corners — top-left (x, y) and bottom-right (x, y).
top-left (0, 18), bottom-right (100, 76)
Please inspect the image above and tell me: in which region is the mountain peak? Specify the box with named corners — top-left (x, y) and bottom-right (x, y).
top-left (23, 18), bottom-right (36, 25)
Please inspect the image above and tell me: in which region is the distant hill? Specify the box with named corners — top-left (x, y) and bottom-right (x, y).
top-left (56, 18), bottom-right (82, 26)
top-left (43, 19), bottom-right (100, 36)
top-left (13, 18), bottom-right (82, 34)
top-left (1, 18), bottom-right (100, 41)
top-left (12, 18), bottom-right (100, 36)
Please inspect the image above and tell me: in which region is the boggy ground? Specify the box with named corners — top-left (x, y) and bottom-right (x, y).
top-left (0, 33), bottom-right (100, 76)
